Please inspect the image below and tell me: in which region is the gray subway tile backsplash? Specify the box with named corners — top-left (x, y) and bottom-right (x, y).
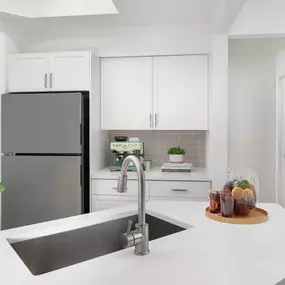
top-left (108, 130), bottom-right (206, 167)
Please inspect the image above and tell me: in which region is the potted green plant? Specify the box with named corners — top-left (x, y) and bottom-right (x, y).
top-left (167, 146), bottom-right (185, 163)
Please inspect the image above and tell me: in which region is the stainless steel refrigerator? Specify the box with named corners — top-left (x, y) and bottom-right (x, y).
top-left (1, 92), bottom-right (90, 230)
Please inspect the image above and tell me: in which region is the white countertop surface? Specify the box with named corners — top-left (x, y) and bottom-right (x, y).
top-left (92, 166), bottom-right (212, 182)
top-left (0, 201), bottom-right (285, 285)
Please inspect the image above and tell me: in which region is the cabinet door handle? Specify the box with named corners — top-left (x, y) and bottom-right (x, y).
top-left (172, 189), bottom-right (188, 192)
top-left (112, 187), bottom-right (128, 190)
top-left (155, 113), bottom-right (157, 128)
top-left (50, 73), bottom-right (53, 88)
top-left (44, 74), bottom-right (47, 88)
top-left (149, 113), bottom-right (152, 128)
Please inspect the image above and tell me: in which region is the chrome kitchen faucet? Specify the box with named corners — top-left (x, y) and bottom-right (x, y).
top-left (117, 155), bottom-right (150, 255)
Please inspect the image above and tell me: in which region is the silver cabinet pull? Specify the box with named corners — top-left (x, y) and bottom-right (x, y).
top-left (44, 74), bottom-right (47, 88)
top-left (172, 189), bottom-right (188, 192)
top-left (149, 113), bottom-right (152, 128)
top-left (112, 187), bottom-right (128, 190)
top-left (50, 73), bottom-right (53, 88)
top-left (155, 113), bottom-right (158, 128)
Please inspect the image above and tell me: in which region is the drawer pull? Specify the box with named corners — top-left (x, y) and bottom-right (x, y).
top-left (112, 187), bottom-right (128, 190)
top-left (172, 189), bottom-right (188, 192)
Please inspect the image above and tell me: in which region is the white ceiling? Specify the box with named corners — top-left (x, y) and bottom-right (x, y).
top-left (0, 0), bottom-right (118, 18)
top-left (113, 0), bottom-right (222, 25)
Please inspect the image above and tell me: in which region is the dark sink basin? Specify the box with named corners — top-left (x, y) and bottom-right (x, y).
top-left (10, 214), bottom-right (186, 276)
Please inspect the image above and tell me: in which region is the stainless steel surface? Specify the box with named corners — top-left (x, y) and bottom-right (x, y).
top-left (44, 74), bottom-right (47, 88)
top-left (149, 113), bottom-right (152, 128)
top-left (117, 155), bottom-right (149, 255)
top-left (276, 278), bottom-right (285, 285)
top-left (172, 189), bottom-right (188, 192)
top-left (1, 156), bottom-right (81, 230)
top-left (50, 73), bottom-right (53, 88)
top-left (10, 214), bottom-right (186, 275)
top-left (155, 113), bottom-right (157, 128)
top-left (2, 93), bottom-right (82, 154)
top-left (126, 220), bottom-right (133, 234)
top-left (117, 174), bottom-right (128, 193)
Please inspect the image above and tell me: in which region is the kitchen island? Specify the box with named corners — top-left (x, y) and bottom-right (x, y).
top-left (0, 201), bottom-right (284, 285)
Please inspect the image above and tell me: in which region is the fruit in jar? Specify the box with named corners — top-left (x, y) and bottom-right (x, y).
top-left (234, 198), bottom-right (250, 215)
top-left (223, 181), bottom-right (234, 191)
top-left (250, 183), bottom-right (256, 194)
top-left (236, 179), bottom-right (251, 190)
top-left (243, 188), bottom-right (254, 201)
top-left (232, 187), bottom-right (243, 200)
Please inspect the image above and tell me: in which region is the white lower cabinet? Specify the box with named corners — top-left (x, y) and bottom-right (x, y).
top-left (149, 181), bottom-right (210, 201)
top-left (92, 196), bottom-right (137, 212)
top-left (91, 179), bottom-right (149, 212)
top-left (91, 179), bottom-right (211, 212)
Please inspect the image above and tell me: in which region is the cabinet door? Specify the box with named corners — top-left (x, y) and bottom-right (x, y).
top-left (154, 55), bottom-right (208, 130)
top-left (50, 51), bottom-right (90, 91)
top-left (8, 54), bottom-right (49, 92)
top-left (91, 196), bottom-right (136, 212)
top-left (101, 57), bottom-right (153, 130)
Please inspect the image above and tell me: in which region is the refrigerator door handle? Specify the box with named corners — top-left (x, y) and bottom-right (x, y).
top-left (80, 164), bottom-right (82, 186)
top-left (80, 123), bottom-right (82, 145)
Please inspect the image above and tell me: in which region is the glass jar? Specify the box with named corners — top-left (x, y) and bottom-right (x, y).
top-left (220, 192), bottom-right (234, 217)
top-left (227, 169), bottom-right (259, 216)
top-left (209, 190), bottom-right (220, 214)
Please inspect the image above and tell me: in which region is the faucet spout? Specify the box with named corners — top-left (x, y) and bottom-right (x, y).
top-left (117, 155), bottom-right (149, 255)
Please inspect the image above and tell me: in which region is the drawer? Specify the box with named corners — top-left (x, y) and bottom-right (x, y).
top-left (149, 181), bottom-right (210, 199)
top-left (91, 196), bottom-right (136, 212)
top-left (149, 197), bottom-right (208, 202)
top-left (92, 179), bottom-right (150, 197)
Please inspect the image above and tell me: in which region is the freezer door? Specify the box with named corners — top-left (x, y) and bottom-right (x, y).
top-left (1, 155), bottom-right (82, 230)
top-left (2, 93), bottom-right (82, 154)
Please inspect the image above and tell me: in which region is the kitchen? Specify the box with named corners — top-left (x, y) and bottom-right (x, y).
top-left (1, 0), bottom-right (285, 284)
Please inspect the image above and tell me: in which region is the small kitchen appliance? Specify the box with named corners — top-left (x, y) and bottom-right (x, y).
top-left (110, 141), bottom-right (144, 171)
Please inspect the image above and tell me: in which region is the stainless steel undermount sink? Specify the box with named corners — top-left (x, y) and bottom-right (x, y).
top-left (9, 214), bottom-right (187, 276)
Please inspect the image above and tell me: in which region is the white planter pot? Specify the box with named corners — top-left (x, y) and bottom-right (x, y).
top-left (169, 154), bottom-right (184, 163)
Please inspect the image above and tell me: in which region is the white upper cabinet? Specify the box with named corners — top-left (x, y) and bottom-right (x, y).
top-left (7, 51), bottom-right (91, 92)
top-left (50, 51), bottom-right (90, 91)
top-left (154, 55), bottom-right (208, 130)
top-left (8, 53), bottom-right (49, 92)
top-left (101, 55), bottom-right (208, 130)
top-left (101, 57), bottom-right (153, 130)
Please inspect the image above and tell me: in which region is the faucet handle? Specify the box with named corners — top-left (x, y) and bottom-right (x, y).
top-left (126, 220), bottom-right (133, 234)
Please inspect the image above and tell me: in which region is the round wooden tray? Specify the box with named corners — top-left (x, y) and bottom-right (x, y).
top-left (205, 207), bottom-right (268, 224)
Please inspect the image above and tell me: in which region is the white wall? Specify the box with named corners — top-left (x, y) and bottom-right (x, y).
top-left (207, 34), bottom-right (228, 188)
top-left (228, 39), bottom-right (285, 202)
top-left (230, 0), bottom-right (285, 37)
top-left (23, 22), bottom-right (211, 56)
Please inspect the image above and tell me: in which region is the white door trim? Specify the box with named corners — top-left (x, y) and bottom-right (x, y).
top-left (276, 76), bottom-right (282, 205)
top-left (276, 76), bottom-right (285, 206)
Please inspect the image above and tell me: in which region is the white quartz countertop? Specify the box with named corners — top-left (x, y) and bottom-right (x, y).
top-left (91, 166), bottom-right (212, 182)
top-left (1, 201), bottom-right (285, 285)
